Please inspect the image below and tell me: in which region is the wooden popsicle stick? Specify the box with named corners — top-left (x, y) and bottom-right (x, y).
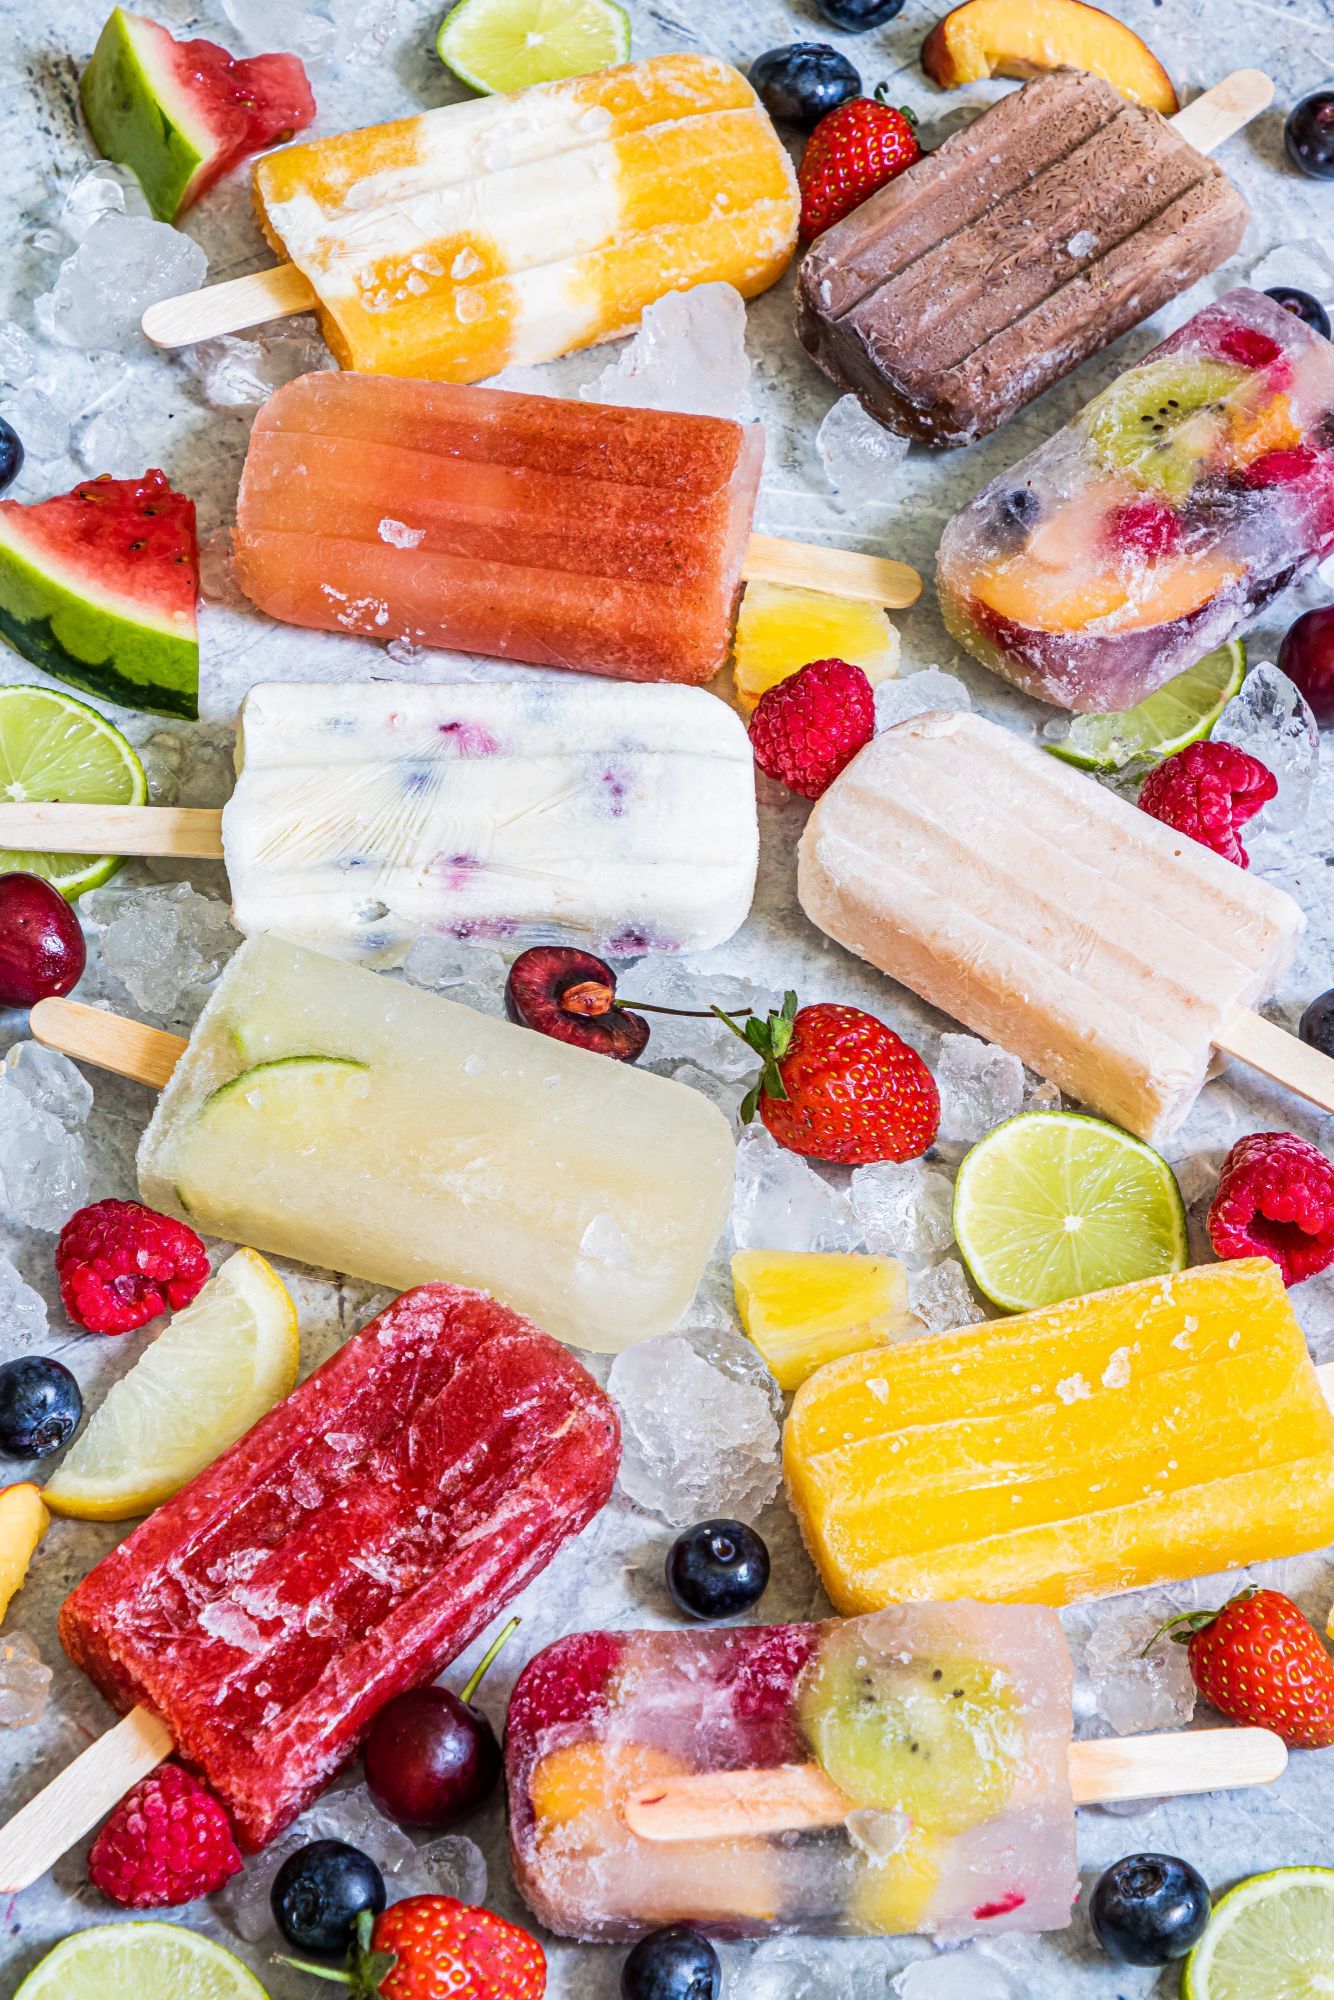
top-left (624, 1727), bottom-right (1288, 1844)
top-left (0, 1705), bottom-right (172, 1893)
top-left (0, 802), bottom-right (224, 860)
top-left (30, 997), bottom-right (186, 1091)
top-left (1170, 69), bottom-right (1273, 154)
top-left (1216, 1007), bottom-right (1334, 1118)
top-left (743, 534), bottom-right (921, 610)
top-left (142, 262), bottom-right (316, 348)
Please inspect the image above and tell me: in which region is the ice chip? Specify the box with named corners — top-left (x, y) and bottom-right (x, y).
top-left (198, 527), bottom-right (243, 607)
top-left (892, 1948), bottom-right (1021, 1999)
top-left (750, 1935), bottom-right (895, 1998)
top-left (608, 1324), bottom-right (781, 1526)
top-left (935, 1034), bottom-right (1025, 1143)
top-left (83, 882), bottom-right (236, 1027)
top-left (630, 959), bottom-right (772, 1080)
top-left (0, 1254), bottom-right (49, 1352)
top-left (851, 1158), bottom-right (955, 1266)
top-left (0, 1634), bottom-right (52, 1728)
top-left (222, 0), bottom-right (335, 59)
top-left (331, 0), bottom-right (407, 58)
top-left (0, 1078), bottom-right (89, 1231)
top-left (874, 668), bottom-right (972, 732)
top-left (75, 408), bottom-right (144, 478)
top-left (218, 1782), bottom-right (419, 1942)
top-left (393, 1832), bottom-right (487, 1903)
top-left (0, 320), bottom-right (37, 390)
top-left (817, 394), bottom-right (909, 511)
top-left (183, 320), bottom-right (334, 409)
top-left (1215, 662), bottom-right (1320, 833)
top-left (59, 161), bottom-right (152, 244)
top-left (0, 383), bottom-right (69, 462)
top-left (584, 281), bottom-right (752, 419)
top-left (43, 214), bottom-right (207, 353)
top-left (909, 1257), bottom-right (985, 1332)
top-left (1086, 1610), bottom-right (1196, 1733)
top-left (731, 1123), bottom-right (864, 1253)
top-left (400, 933), bottom-right (507, 1013)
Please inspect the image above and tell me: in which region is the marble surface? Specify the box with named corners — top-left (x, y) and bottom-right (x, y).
top-left (2, 0), bottom-right (1334, 1993)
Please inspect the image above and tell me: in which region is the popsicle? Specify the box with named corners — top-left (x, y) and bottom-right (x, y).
top-left (504, 1608), bottom-right (1285, 1941)
top-left (0, 678), bottom-right (760, 963)
top-left (936, 288), bottom-right (1334, 709)
top-left (785, 1259), bottom-right (1334, 1613)
top-left (231, 374), bottom-right (920, 684)
top-left (0, 1283), bottom-right (618, 1883)
top-left (31, 935), bottom-right (734, 1352)
top-left (797, 69), bottom-right (1261, 447)
top-left (796, 710), bottom-right (1331, 1145)
top-left (141, 54), bottom-right (800, 374)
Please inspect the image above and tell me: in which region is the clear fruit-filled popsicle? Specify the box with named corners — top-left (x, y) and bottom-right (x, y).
top-left (798, 710), bottom-right (1303, 1144)
top-left (60, 1284), bottom-right (619, 1849)
top-left (134, 935), bottom-right (734, 1350)
top-left (937, 289), bottom-right (1334, 708)
top-left (234, 375), bottom-right (763, 684)
top-left (223, 679), bottom-right (759, 960)
top-left (249, 54), bottom-right (799, 382)
top-left (785, 1259), bottom-right (1334, 1612)
top-left (505, 1606), bottom-right (1077, 1941)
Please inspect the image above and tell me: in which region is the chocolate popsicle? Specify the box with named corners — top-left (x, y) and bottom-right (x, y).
top-left (796, 69), bottom-right (1252, 447)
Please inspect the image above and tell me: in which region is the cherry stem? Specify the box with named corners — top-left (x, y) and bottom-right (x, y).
top-left (460, 1615), bottom-right (520, 1706)
top-left (271, 1955), bottom-right (353, 1987)
top-left (619, 1002), bottom-right (754, 1020)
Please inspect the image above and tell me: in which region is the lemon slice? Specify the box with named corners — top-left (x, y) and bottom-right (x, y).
top-left (1182, 1867), bottom-right (1334, 1999)
top-left (15, 1924), bottom-right (270, 1998)
top-left (43, 1249), bottom-right (298, 1520)
top-left (0, 683), bottom-right (146, 897)
top-left (437, 0), bottom-right (630, 93)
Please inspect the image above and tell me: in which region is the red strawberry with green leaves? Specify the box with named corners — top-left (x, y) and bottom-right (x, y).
top-left (1151, 1587), bottom-right (1334, 1748)
top-left (717, 991), bottom-right (939, 1164)
top-left (798, 92), bottom-right (921, 239)
top-left (283, 1897), bottom-right (546, 1999)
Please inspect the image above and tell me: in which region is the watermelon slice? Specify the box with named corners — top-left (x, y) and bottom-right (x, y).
top-left (0, 472), bottom-right (199, 719)
top-left (80, 8), bottom-right (316, 223)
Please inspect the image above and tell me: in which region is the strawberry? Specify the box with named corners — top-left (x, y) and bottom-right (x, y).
top-left (719, 990), bottom-right (939, 1164)
top-left (798, 92), bottom-right (921, 239)
top-left (284, 1897), bottom-right (546, 2000)
top-left (1152, 1587), bottom-right (1334, 1748)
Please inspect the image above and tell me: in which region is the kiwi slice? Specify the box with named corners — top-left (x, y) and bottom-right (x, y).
top-left (798, 1627), bottom-right (1022, 1836)
top-left (1085, 356), bottom-right (1249, 504)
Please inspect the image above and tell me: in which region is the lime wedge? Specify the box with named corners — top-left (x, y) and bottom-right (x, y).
top-left (0, 683), bottom-right (146, 897)
top-left (1182, 1867), bottom-right (1334, 2000)
top-left (15, 1924), bottom-right (270, 1999)
top-left (1047, 640), bottom-right (1245, 772)
top-left (953, 1110), bottom-right (1187, 1313)
top-left (198, 1055), bottom-right (371, 1143)
top-left (43, 1249), bottom-right (299, 1521)
top-left (437, 0), bottom-right (630, 93)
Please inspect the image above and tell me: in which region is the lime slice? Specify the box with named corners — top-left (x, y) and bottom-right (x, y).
top-left (198, 1055), bottom-right (371, 1144)
top-left (1182, 1867), bottom-right (1334, 1999)
top-left (0, 683), bottom-right (146, 897)
top-left (43, 1249), bottom-right (299, 1521)
top-left (1048, 640), bottom-right (1246, 772)
top-left (437, 0), bottom-right (630, 93)
top-left (14, 1924), bottom-right (270, 1999)
top-left (953, 1110), bottom-right (1187, 1313)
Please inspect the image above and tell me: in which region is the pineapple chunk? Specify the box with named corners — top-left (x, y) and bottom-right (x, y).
top-left (732, 1250), bottom-right (917, 1391)
top-left (0, 1483), bottom-right (49, 1622)
top-left (731, 581), bottom-right (900, 710)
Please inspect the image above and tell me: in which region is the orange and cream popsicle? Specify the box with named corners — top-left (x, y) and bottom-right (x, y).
top-left (252, 54), bottom-right (800, 382)
top-left (785, 1259), bottom-right (1334, 1613)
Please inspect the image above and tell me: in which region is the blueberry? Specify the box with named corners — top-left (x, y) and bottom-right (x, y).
top-left (666, 1518), bottom-right (770, 1621)
top-left (815, 0), bottom-right (905, 28)
top-left (271, 1839), bottom-right (386, 1957)
top-left (749, 45), bottom-right (861, 131)
top-left (1300, 989), bottom-right (1334, 1058)
top-left (1089, 1853), bottom-right (1211, 1967)
top-left (1285, 90), bottom-right (1334, 180)
top-left (1265, 287), bottom-right (1332, 341)
top-left (0, 1357), bottom-right (81, 1458)
top-left (621, 1924), bottom-right (721, 2000)
top-left (0, 420), bottom-right (22, 496)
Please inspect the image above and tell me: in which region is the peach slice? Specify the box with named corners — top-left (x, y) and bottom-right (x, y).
top-left (922, 0), bottom-right (1178, 114)
top-left (0, 1483), bottom-right (49, 1622)
top-left (973, 553), bottom-right (1241, 633)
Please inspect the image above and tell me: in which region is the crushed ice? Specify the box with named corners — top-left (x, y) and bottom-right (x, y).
top-left (608, 1325), bottom-right (781, 1526)
top-left (874, 669), bottom-right (972, 732)
top-left (83, 882), bottom-right (237, 1027)
top-left (1215, 661), bottom-right (1319, 834)
top-left (584, 282), bottom-right (752, 419)
top-left (817, 394), bottom-right (909, 510)
top-left (41, 215), bottom-right (207, 354)
top-left (731, 1124), bottom-right (863, 1254)
top-left (0, 1045), bottom-right (92, 1234)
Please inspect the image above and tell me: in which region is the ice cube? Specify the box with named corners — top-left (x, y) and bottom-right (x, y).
top-left (59, 162), bottom-right (152, 245)
top-left (892, 1949), bottom-right (1020, 1999)
top-left (221, 0), bottom-right (335, 59)
top-left (42, 214), bottom-right (207, 354)
top-left (0, 1254), bottom-right (48, 1352)
top-left (0, 320), bottom-right (37, 390)
top-left (183, 319), bottom-right (334, 409)
top-left (667, 1060), bottom-right (745, 1127)
top-left (136, 722), bottom-right (237, 809)
top-left (583, 282), bottom-right (752, 419)
top-left (74, 408), bottom-right (143, 478)
top-left (1215, 662), bottom-right (1320, 833)
top-left (628, 959), bottom-right (772, 1080)
top-left (731, 1123), bottom-right (864, 1254)
top-left (1248, 242), bottom-right (1334, 312)
top-left (331, 0), bottom-right (407, 57)
top-left (0, 1075), bottom-right (90, 1232)
top-left (608, 1325), bottom-right (781, 1526)
top-left (817, 394), bottom-right (909, 511)
top-left (1086, 1610), bottom-right (1196, 1733)
top-left (850, 1159), bottom-right (955, 1267)
top-left (748, 1936), bottom-right (894, 1998)
top-left (909, 1258), bottom-right (985, 1332)
top-left (386, 636), bottom-right (427, 667)
top-left (393, 1832), bottom-right (487, 1904)
top-left (3, 1043), bottom-right (93, 1127)
top-left (874, 669), bottom-right (972, 732)
top-left (82, 882), bottom-right (236, 1027)
top-left (400, 933), bottom-right (507, 1013)
top-left (935, 1034), bottom-right (1025, 1143)
top-left (0, 382), bottom-right (70, 461)
top-left (198, 526), bottom-right (244, 608)
top-left (0, 1633), bottom-right (52, 1727)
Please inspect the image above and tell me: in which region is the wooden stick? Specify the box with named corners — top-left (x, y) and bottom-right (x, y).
top-left (1216, 1007), bottom-right (1334, 1118)
top-left (1170, 69), bottom-right (1273, 153)
top-left (142, 263), bottom-right (316, 348)
top-left (0, 1706), bottom-right (172, 1893)
top-left (743, 534), bottom-right (920, 610)
top-left (0, 802), bottom-right (224, 860)
top-left (624, 1728), bottom-right (1288, 1844)
top-left (29, 998), bottom-right (186, 1091)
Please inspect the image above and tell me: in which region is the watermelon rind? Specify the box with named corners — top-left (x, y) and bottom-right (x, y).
top-left (0, 518), bottom-right (198, 721)
top-left (80, 9), bottom-right (214, 222)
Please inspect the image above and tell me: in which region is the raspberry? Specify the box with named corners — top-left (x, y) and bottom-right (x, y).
top-left (1216, 326), bottom-right (1285, 371)
top-left (749, 657), bottom-right (875, 799)
top-left (56, 1198), bottom-right (209, 1335)
top-left (1106, 498), bottom-right (1183, 561)
top-left (88, 1764), bottom-right (241, 1909)
top-left (1137, 740), bottom-right (1276, 868)
top-left (507, 1630), bottom-right (623, 1739)
top-left (1207, 1131), bottom-right (1334, 1286)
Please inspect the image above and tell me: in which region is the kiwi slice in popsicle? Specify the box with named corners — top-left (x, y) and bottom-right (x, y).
top-left (1085, 355), bottom-right (1248, 503)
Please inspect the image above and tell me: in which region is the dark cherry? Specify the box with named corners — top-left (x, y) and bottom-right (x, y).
top-left (1285, 90), bottom-right (1334, 180)
top-left (505, 946), bottom-right (650, 1061)
top-left (0, 872), bottom-right (86, 1007)
top-left (1089, 1853), bottom-right (1211, 1966)
top-left (364, 1617), bottom-right (515, 1829)
top-left (1265, 286), bottom-right (1332, 341)
top-left (1277, 605), bottom-right (1334, 725)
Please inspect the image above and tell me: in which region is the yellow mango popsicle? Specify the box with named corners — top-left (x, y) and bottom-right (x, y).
top-left (785, 1259), bottom-right (1334, 1610)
